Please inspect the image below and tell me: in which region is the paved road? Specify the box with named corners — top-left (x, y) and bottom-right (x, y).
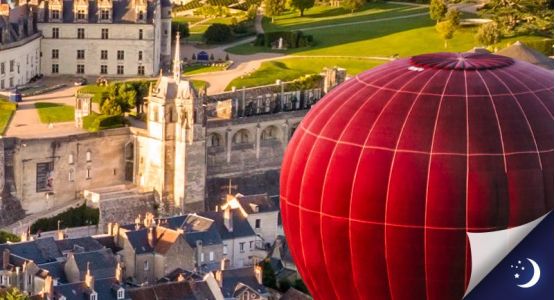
top-left (4, 80), bottom-right (85, 138)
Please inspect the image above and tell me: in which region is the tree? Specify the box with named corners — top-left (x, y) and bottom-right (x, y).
top-left (290, 0), bottom-right (315, 16)
top-left (342, 0), bottom-right (364, 13)
top-left (445, 8), bottom-right (460, 27)
top-left (476, 22), bottom-right (501, 46)
top-left (480, 0), bottom-right (554, 35)
top-left (171, 21), bottom-right (190, 39)
top-left (436, 20), bottom-right (456, 48)
top-left (203, 23), bottom-right (233, 44)
top-left (0, 230), bottom-right (20, 243)
top-left (100, 83), bottom-right (137, 115)
top-left (264, 0), bottom-right (285, 22)
top-left (0, 287), bottom-right (30, 300)
top-left (247, 5), bottom-right (258, 20)
top-left (429, 0), bottom-right (447, 23)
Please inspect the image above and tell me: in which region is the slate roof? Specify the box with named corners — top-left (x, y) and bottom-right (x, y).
top-left (125, 229), bottom-right (153, 254)
top-left (221, 267), bottom-right (267, 298)
top-left (236, 193), bottom-right (278, 214)
top-left (52, 277), bottom-right (124, 300)
top-left (0, 237), bottom-right (61, 265)
top-left (0, 4), bottom-right (37, 46)
top-left (55, 237), bottom-right (104, 253)
top-left (198, 209), bottom-right (256, 241)
top-left (281, 288), bottom-right (312, 300)
top-left (496, 41), bottom-right (554, 70)
top-left (72, 248), bottom-right (116, 281)
top-left (127, 280), bottom-right (216, 300)
top-left (93, 234), bottom-right (120, 252)
top-left (159, 267), bottom-right (203, 283)
top-left (37, 261), bottom-right (68, 284)
top-left (50, 0), bottom-right (155, 24)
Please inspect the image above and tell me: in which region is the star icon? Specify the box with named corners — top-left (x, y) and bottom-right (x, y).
top-left (511, 265), bottom-right (514, 268)
top-left (518, 260), bottom-right (522, 264)
top-left (521, 267), bottom-right (525, 270)
top-left (514, 273), bottom-right (520, 279)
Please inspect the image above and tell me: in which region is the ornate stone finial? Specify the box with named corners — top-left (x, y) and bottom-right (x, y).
top-left (173, 31), bottom-right (182, 82)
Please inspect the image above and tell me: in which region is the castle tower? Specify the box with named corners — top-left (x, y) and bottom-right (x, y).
top-left (138, 32), bottom-right (206, 214)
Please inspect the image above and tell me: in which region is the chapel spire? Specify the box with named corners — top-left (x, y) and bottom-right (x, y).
top-left (173, 31), bottom-right (181, 82)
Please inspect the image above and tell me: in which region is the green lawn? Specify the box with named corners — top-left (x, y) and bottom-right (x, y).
top-left (226, 3), bottom-right (551, 57)
top-left (184, 64), bottom-right (226, 75)
top-left (226, 57), bottom-right (385, 90)
top-left (34, 102), bottom-right (75, 123)
top-left (0, 99), bottom-right (16, 135)
top-left (77, 84), bottom-right (107, 103)
top-left (178, 15), bottom-right (246, 42)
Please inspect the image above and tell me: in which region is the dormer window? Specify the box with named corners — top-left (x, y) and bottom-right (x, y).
top-left (52, 10), bottom-right (60, 19)
top-left (138, 11), bottom-right (144, 20)
top-left (117, 288), bottom-right (125, 299)
top-left (77, 10), bottom-right (86, 20)
top-left (90, 292), bottom-right (97, 300)
top-left (101, 9), bottom-right (110, 20)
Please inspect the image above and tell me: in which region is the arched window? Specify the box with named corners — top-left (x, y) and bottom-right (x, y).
top-left (208, 133), bottom-right (222, 147)
top-left (233, 129), bottom-right (250, 144)
top-left (261, 126), bottom-right (278, 140)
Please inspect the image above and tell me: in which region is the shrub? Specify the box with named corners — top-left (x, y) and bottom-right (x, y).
top-left (254, 30), bottom-right (314, 48)
top-left (30, 203), bottom-right (99, 234)
top-left (0, 230), bottom-right (21, 243)
top-left (203, 23), bottom-right (233, 44)
top-left (171, 21), bottom-right (190, 38)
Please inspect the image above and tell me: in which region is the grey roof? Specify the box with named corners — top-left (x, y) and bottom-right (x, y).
top-left (221, 267), bottom-right (267, 298)
top-left (0, 4), bottom-right (37, 46)
top-left (53, 0), bottom-right (155, 24)
top-left (0, 237), bottom-right (61, 265)
top-left (281, 288), bottom-right (312, 300)
top-left (72, 248), bottom-right (116, 281)
top-left (127, 280), bottom-right (216, 300)
top-left (93, 235), bottom-right (120, 252)
top-left (159, 267), bottom-right (203, 283)
top-left (198, 209), bottom-right (256, 240)
top-left (236, 193), bottom-right (279, 214)
top-left (496, 41), bottom-right (554, 70)
top-left (53, 277), bottom-right (124, 300)
top-left (124, 228), bottom-right (154, 254)
top-left (161, 214), bottom-right (224, 247)
top-left (37, 261), bottom-right (68, 284)
top-left (55, 236), bottom-right (104, 253)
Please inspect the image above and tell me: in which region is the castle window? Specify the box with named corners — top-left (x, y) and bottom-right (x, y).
top-left (101, 9), bottom-right (110, 20)
top-left (138, 51), bottom-right (143, 61)
top-left (101, 50), bottom-right (108, 60)
top-left (101, 65), bottom-right (108, 74)
top-left (1, 62), bottom-right (4, 74)
top-left (208, 133), bottom-right (221, 147)
top-left (255, 219), bottom-right (261, 229)
top-left (77, 28), bottom-right (85, 39)
top-left (138, 11), bottom-right (144, 20)
top-left (52, 64), bottom-right (59, 74)
top-left (223, 244), bottom-right (228, 255)
top-left (86, 167), bottom-right (91, 179)
top-left (233, 129), bottom-right (250, 144)
top-left (90, 292), bottom-right (97, 300)
top-left (117, 50), bottom-right (124, 60)
top-left (69, 169), bottom-right (74, 182)
top-left (101, 28), bottom-right (108, 39)
top-left (52, 49), bottom-right (59, 59)
top-left (239, 242), bottom-right (245, 253)
top-left (139, 29), bottom-right (143, 40)
top-left (77, 64), bottom-right (85, 74)
top-left (138, 66), bottom-right (145, 75)
top-left (9, 60), bottom-right (14, 72)
top-left (144, 261), bottom-right (149, 271)
top-left (52, 28), bottom-right (59, 39)
top-left (52, 9), bottom-right (60, 19)
top-left (200, 252), bottom-right (204, 263)
top-left (77, 10), bottom-right (86, 20)
top-left (86, 151), bottom-right (92, 162)
top-left (68, 154), bottom-right (74, 164)
top-left (77, 50), bottom-right (85, 60)
top-left (249, 241), bottom-right (253, 250)
top-left (209, 251), bottom-right (214, 261)
top-left (117, 65), bottom-right (124, 75)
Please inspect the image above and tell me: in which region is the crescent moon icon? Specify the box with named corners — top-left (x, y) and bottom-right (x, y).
top-left (517, 258), bottom-right (541, 288)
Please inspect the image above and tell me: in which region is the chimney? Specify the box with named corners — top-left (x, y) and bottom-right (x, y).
top-left (115, 262), bottom-right (124, 283)
top-left (43, 275), bottom-right (54, 298)
top-left (147, 227), bottom-right (156, 248)
top-left (254, 265), bottom-right (263, 285)
top-left (84, 262), bottom-right (95, 291)
top-left (220, 258), bottom-right (229, 271)
top-left (135, 214), bottom-right (142, 230)
top-left (56, 228), bottom-right (65, 240)
top-left (3, 248), bottom-right (10, 270)
top-left (107, 222), bottom-right (113, 235)
top-left (223, 207), bottom-right (233, 232)
top-left (214, 270), bottom-right (223, 288)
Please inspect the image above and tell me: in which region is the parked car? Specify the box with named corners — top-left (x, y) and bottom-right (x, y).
top-left (74, 77), bottom-right (87, 86)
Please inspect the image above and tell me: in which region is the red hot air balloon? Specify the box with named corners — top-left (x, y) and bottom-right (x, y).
top-left (280, 52), bottom-right (553, 300)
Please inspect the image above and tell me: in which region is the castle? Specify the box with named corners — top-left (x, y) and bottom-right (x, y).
top-left (0, 33), bottom-right (346, 229)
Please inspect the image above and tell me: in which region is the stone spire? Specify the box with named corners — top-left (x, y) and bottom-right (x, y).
top-left (173, 31), bottom-right (181, 82)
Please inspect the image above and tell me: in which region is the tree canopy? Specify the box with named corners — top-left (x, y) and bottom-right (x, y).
top-left (290, 0), bottom-right (315, 16)
top-left (476, 22), bottom-right (501, 46)
top-left (429, 0), bottom-right (447, 23)
top-left (480, 0), bottom-right (554, 35)
top-left (436, 20), bottom-right (456, 48)
top-left (342, 0), bottom-right (365, 13)
top-left (203, 23), bottom-right (233, 43)
top-left (264, 0), bottom-right (286, 21)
